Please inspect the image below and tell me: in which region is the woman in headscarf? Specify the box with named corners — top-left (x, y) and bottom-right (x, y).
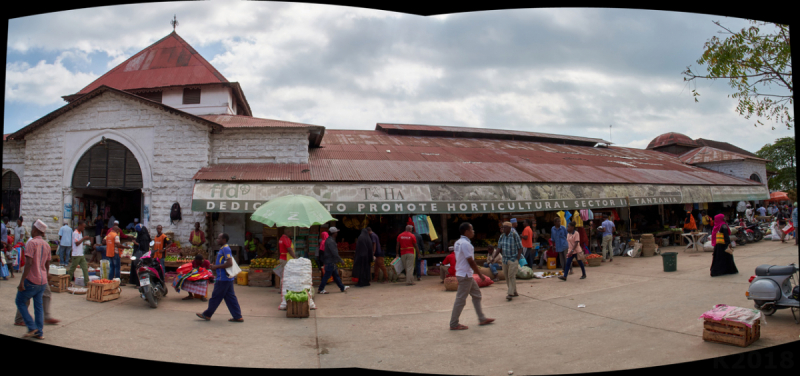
top-left (683, 211), bottom-right (697, 233)
top-left (352, 228), bottom-right (373, 287)
top-left (709, 214), bottom-right (738, 277)
top-left (131, 225), bottom-right (152, 287)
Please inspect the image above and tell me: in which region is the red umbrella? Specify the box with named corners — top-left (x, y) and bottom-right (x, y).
top-left (767, 191), bottom-right (790, 202)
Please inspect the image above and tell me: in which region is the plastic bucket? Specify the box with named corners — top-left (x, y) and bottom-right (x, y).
top-left (547, 257), bottom-right (557, 269)
top-left (661, 252), bottom-right (678, 272)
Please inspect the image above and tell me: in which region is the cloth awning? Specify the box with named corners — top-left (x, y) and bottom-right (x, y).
top-left (191, 182), bottom-right (770, 214)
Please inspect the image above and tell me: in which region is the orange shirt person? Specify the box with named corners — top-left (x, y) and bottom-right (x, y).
top-left (153, 225), bottom-right (170, 259)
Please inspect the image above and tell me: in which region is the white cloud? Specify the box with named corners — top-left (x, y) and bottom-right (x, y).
top-left (5, 52), bottom-right (98, 106)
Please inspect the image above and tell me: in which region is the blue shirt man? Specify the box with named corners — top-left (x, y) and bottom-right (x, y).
top-left (57, 223), bottom-right (73, 266)
top-left (198, 233), bottom-right (242, 322)
top-left (601, 219), bottom-right (615, 237)
top-left (551, 224), bottom-right (568, 253)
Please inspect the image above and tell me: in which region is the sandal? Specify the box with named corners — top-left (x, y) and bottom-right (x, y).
top-left (23, 330), bottom-right (39, 338)
top-left (506, 295), bottom-right (513, 301)
top-left (183, 296), bottom-right (195, 300)
top-left (201, 297), bottom-right (207, 302)
top-left (479, 318), bottom-right (496, 326)
top-left (228, 318), bottom-right (244, 323)
top-left (196, 313), bottom-right (210, 321)
top-left (450, 324), bottom-right (469, 330)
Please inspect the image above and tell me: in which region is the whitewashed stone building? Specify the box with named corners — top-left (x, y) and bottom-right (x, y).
top-left (2, 31), bottom-right (322, 246)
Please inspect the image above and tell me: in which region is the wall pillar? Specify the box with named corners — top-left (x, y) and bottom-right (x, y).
top-left (62, 187), bottom-right (74, 227)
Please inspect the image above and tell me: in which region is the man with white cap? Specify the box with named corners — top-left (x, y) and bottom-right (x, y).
top-left (318, 227), bottom-right (349, 294)
top-left (15, 219), bottom-right (59, 339)
top-left (126, 218), bottom-right (139, 231)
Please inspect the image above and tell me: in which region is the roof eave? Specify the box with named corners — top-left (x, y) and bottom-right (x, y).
top-left (10, 85), bottom-right (223, 140)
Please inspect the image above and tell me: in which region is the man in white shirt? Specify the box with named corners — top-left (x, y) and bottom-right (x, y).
top-left (745, 204), bottom-right (755, 223)
top-left (449, 222), bottom-right (495, 330)
top-left (67, 220), bottom-right (92, 284)
top-left (57, 223), bottom-right (73, 266)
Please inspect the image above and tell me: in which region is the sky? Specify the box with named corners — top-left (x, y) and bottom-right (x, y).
top-left (3, 2), bottom-right (794, 153)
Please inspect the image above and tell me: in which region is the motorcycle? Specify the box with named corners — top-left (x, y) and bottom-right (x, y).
top-left (728, 218), bottom-right (746, 246)
top-left (746, 263), bottom-right (800, 324)
top-left (130, 241), bottom-right (167, 308)
top-left (741, 218), bottom-right (763, 243)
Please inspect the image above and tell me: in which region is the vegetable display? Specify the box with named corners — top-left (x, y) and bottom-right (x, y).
top-left (250, 258), bottom-right (280, 269)
top-left (93, 279), bottom-right (115, 284)
top-left (585, 254), bottom-right (602, 259)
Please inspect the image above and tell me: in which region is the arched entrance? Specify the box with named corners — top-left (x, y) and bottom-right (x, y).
top-left (2, 170), bottom-right (21, 220)
top-left (69, 139), bottom-right (144, 236)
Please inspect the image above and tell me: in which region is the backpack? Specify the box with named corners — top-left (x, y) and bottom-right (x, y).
top-left (170, 202), bottom-right (182, 225)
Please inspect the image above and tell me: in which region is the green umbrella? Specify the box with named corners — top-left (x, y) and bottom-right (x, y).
top-left (250, 195), bottom-right (336, 258)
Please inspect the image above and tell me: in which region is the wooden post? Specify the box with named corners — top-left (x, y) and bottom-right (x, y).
top-left (440, 214), bottom-right (448, 249)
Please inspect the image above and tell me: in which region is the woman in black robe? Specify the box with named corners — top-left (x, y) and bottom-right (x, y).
top-left (131, 225), bottom-right (152, 286)
top-left (353, 228), bottom-right (373, 287)
top-left (710, 214), bottom-right (738, 277)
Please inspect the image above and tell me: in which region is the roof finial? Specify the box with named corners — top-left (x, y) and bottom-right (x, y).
top-left (170, 14), bottom-right (179, 32)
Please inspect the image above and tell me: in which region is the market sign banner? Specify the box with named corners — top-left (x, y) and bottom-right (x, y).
top-left (191, 182), bottom-right (768, 214)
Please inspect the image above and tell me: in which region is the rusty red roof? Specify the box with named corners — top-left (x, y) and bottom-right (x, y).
top-left (200, 115), bottom-right (323, 129)
top-left (693, 138), bottom-right (760, 158)
top-left (376, 123), bottom-right (610, 146)
top-left (3, 134), bottom-right (9, 141)
top-left (646, 132), bottom-right (698, 149)
top-left (73, 32), bottom-right (227, 95)
top-left (679, 146), bottom-right (768, 164)
top-left (193, 129), bottom-right (762, 186)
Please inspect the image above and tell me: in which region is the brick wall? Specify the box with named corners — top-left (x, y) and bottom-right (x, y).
top-left (210, 128), bottom-right (309, 164)
top-left (696, 160), bottom-right (768, 186)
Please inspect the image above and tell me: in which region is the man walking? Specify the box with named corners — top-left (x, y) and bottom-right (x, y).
top-left (67, 220), bottom-right (92, 284)
top-left (57, 222), bottom-right (72, 266)
top-left (368, 227), bottom-right (388, 283)
top-left (449, 222), bottom-right (494, 330)
top-left (15, 220), bottom-right (55, 339)
top-left (317, 224), bottom-right (329, 273)
top-left (792, 202), bottom-right (798, 246)
top-left (318, 227), bottom-right (349, 294)
top-left (599, 214), bottom-right (616, 262)
top-left (498, 222), bottom-right (524, 301)
top-left (551, 219), bottom-right (568, 268)
top-left (521, 219), bottom-right (536, 268)
top-left (196, 233), bottom-right (244, 322)
top-left (396, 225), bottom-right (418, 286)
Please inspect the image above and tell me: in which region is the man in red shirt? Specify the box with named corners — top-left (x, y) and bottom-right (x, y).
top-left (395, 225), bottom-right (418, 286)
top-left (440, 246), bottom-right (456, 283)
top-left (15, 219), bottom-right (56, 339)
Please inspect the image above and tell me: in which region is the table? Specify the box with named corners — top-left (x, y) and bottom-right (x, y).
top-left (681, 232), bottom-right (707, 252)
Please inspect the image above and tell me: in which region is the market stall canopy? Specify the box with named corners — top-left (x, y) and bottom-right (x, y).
top-left (767, 191), bottom-right (790, 202)
top-left (250, 194), bottom-right (335, 228)
top-left (193, 182), bottom-right (770, 215)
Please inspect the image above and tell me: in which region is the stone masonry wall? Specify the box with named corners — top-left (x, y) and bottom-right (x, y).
top-left (2, 139), bottom-right (26, 165)
top-left (696, 160), bottom-right (768, 186)
top-left (210, 128), bottom-right (309, 164)
top-left (17, 91), bottom-right (212, 244)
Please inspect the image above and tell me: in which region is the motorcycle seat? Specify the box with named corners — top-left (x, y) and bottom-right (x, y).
top-left (755, 264), bottom-right (796, 276)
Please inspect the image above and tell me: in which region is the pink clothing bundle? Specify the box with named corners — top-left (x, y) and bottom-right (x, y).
top-left (699, 304), bottom-right (762, 328)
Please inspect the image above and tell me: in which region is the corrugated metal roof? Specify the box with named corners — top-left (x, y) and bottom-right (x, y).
top-left (74, 32), bottom-right (227, 95)
top-left (199, 115), bottom-right (323, 130)
top-left (646, 132), bottom-right (698, 149)
top-left (194, 129), bottom-right (763, 186)
top-left (3, 134), bottom-right (9, 141)
top-left (694, 138), bottom-right (760, 158)
top-left (376, 123), bottom-right (611, 145)
top-left (679, 146), bottom-right (768, 164)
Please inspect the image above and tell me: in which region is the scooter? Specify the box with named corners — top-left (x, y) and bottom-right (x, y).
top-left (746, 263), bottom-right (800, 324)
top-left (130, 241), bottom-right (167, 308)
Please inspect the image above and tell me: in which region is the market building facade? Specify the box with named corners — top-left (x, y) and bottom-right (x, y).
top-left (3, 30), bottom-right (770, 259)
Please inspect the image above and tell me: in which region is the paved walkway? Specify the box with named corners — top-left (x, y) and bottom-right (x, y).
top-left (2, 240), bottom-right (798, 374)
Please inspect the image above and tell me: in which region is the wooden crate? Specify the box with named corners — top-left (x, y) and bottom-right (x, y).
top-left (249, 279), bottom-right (273, 287)
top-left (86, 280), bottom-right (121, 302)
top-left (48, 274), bottom-right (70, 293)
top-left (702, 318), bottom-right (760, 347)
top-left (339, 269), bottom-right (354, 285)
top-left (286, 300), bottom-right (310, 318)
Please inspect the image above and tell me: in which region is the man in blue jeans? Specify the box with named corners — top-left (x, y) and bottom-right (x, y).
top-left (16, 219), bottom-right (51, 340)
top-left (318, 227), bottom-right (349, 294)
top-left (197, 233), bottom-right (243, 322)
